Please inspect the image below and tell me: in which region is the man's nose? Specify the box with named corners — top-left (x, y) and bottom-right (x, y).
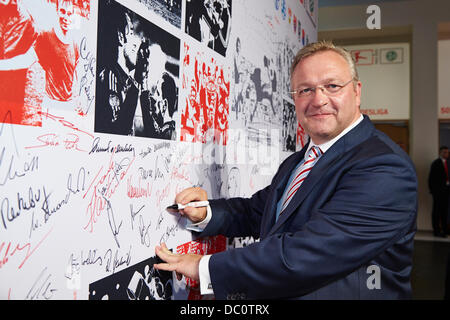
top-left (310, 86), bottom-right (328, 106)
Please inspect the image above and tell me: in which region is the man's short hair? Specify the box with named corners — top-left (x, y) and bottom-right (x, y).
top-left (290, 40), bottom-right (359, 85)
top-left (440, 146), bottom-right (448, 152)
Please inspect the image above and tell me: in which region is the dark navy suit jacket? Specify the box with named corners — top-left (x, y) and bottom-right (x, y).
top-left (197, 115), bottom-right (418, 299)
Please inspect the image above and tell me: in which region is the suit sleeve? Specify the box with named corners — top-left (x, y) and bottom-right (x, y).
top-left (198, 184), bottom-right (271, 239)
top-left (207, 153), bottom-right (417, 299)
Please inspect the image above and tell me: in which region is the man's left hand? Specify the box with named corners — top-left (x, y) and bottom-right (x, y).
top-left (154, 243), bottom-right (203, 282)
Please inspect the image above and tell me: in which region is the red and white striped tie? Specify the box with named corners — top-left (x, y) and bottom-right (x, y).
top-left (280, 146), bottom-right (323, 213)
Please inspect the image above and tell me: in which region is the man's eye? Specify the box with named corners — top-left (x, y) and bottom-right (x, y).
top-left (300, 88), bottom-right (312, 94)
top-left (325, 84), bottom-right (339, 89)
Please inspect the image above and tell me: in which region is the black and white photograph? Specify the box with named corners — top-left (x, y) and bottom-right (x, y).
top-left (228, 236), bottom-right (258, 248)
top-left (282, 99), bottom-right (296, 152)
top-left (136, 0), bottom-right (182, 29)
top-left (231, 36), bottom-right (282, 135)
top-left (89, 255), bottom-right (173, 300)
top-left (281, 39), bottom-right (296, 97)
top-left (185, 0), bottom-right (232, 57)
top-left (95, 0), bottom-right (180, 140)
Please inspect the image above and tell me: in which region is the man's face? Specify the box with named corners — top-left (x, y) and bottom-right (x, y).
top-left (441, 148), bottom-right (449, 159)
top-left (123, 24), bottom-right (141, 69)
top-left (57, 1), bottom-right (74, 34)
top-left (291, 50), bottom-right (362, 145)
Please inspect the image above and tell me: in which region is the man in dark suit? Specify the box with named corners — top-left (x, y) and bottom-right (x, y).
top-left (154, 41), bottom-right (418, 299)
top-left (428, 146), bottom-right (449, 237)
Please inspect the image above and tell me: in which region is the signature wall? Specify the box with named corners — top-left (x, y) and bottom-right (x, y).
top-left (0, 0), bottom-right (317, 300)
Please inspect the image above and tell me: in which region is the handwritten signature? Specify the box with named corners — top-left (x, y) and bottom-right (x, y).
top-left (83, 149), bottom-right (135, 234)
top-left (159, 216), bottom-right (182, 244)
top-left (38, 109), bottom-right (94, 139)
top-left (1, 186), bottom-right (42, 232)
top-left (1, 112), bottom-right (39, 187)
top-left (78, 37), bottom-right (96, 114)
top-left (0, 227), bottom-right (53, 270)
top-left (25, 267), bottom-right (57, 300)
top-left (89, 137), bottom-right (135, 155)
top-left (0, 147), bottom-right (39, 187)
top-left (130, 204), bottom-right (151, 247)
top-left (127, 175), bottom-right (152, 198)
top-left (66, 246), bottom-right (132, 284)
top-left (39, 167), bottom-right (86, 228)
top-left (105, 198), bottom-right (122, 248)
top-left (104, 246), bottom-right (132, 274)
top-left (25, 133), bottom-right (87, 152)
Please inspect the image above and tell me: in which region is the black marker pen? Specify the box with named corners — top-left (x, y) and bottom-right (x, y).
top-left (166, 200), bottom-right (210, 212)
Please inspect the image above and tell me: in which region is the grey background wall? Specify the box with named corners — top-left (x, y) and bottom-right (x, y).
top-left (318, 0), bottom-right (450, 232)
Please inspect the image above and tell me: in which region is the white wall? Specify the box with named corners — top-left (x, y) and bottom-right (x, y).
top-left (438, 39), bottom-right (450, 119)
top-left (344, 42), bottom-right (410, 120)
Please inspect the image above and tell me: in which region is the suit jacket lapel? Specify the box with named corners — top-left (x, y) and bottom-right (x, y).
top-left (267, 143), bottom-right (345, 236)
top-left (259, 147), bottom-right (308, 239)
top-left (266, 115), bottom-right (374, 237)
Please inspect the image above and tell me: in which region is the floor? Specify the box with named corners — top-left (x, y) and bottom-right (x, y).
top-left (411, 230), bottom-right (450, 300)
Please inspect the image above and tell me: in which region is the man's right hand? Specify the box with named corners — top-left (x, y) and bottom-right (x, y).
top-left (174, 187), bottom-right (208, 223)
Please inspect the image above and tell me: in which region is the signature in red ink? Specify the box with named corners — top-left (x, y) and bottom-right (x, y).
top-left (0, 228), bottom-right (53, 270)
top-left (83, 148), bottom-right (135, 233)
top-left (127, 175), bottom-right (152, 199)
top-left (155, 182), bottom-right (171, 209)
top-left (170, 166), bottom-right (192, 184)
top-left (25, 133), bottom-right (88, 152)
top-left (37, 109), bottom-right (94, 139)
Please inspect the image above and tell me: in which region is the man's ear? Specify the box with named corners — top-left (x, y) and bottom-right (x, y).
top-left (355, 80), bottom-right (362, 108)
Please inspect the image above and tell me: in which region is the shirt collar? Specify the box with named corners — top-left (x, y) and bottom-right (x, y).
top-left (304, 114), bottom-right (364, 160)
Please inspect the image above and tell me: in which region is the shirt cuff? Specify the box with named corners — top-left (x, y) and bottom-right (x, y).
top-left (185, 204), bottom-right (212, 232)
top-left (199, 254), bottom-right (214, 295)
